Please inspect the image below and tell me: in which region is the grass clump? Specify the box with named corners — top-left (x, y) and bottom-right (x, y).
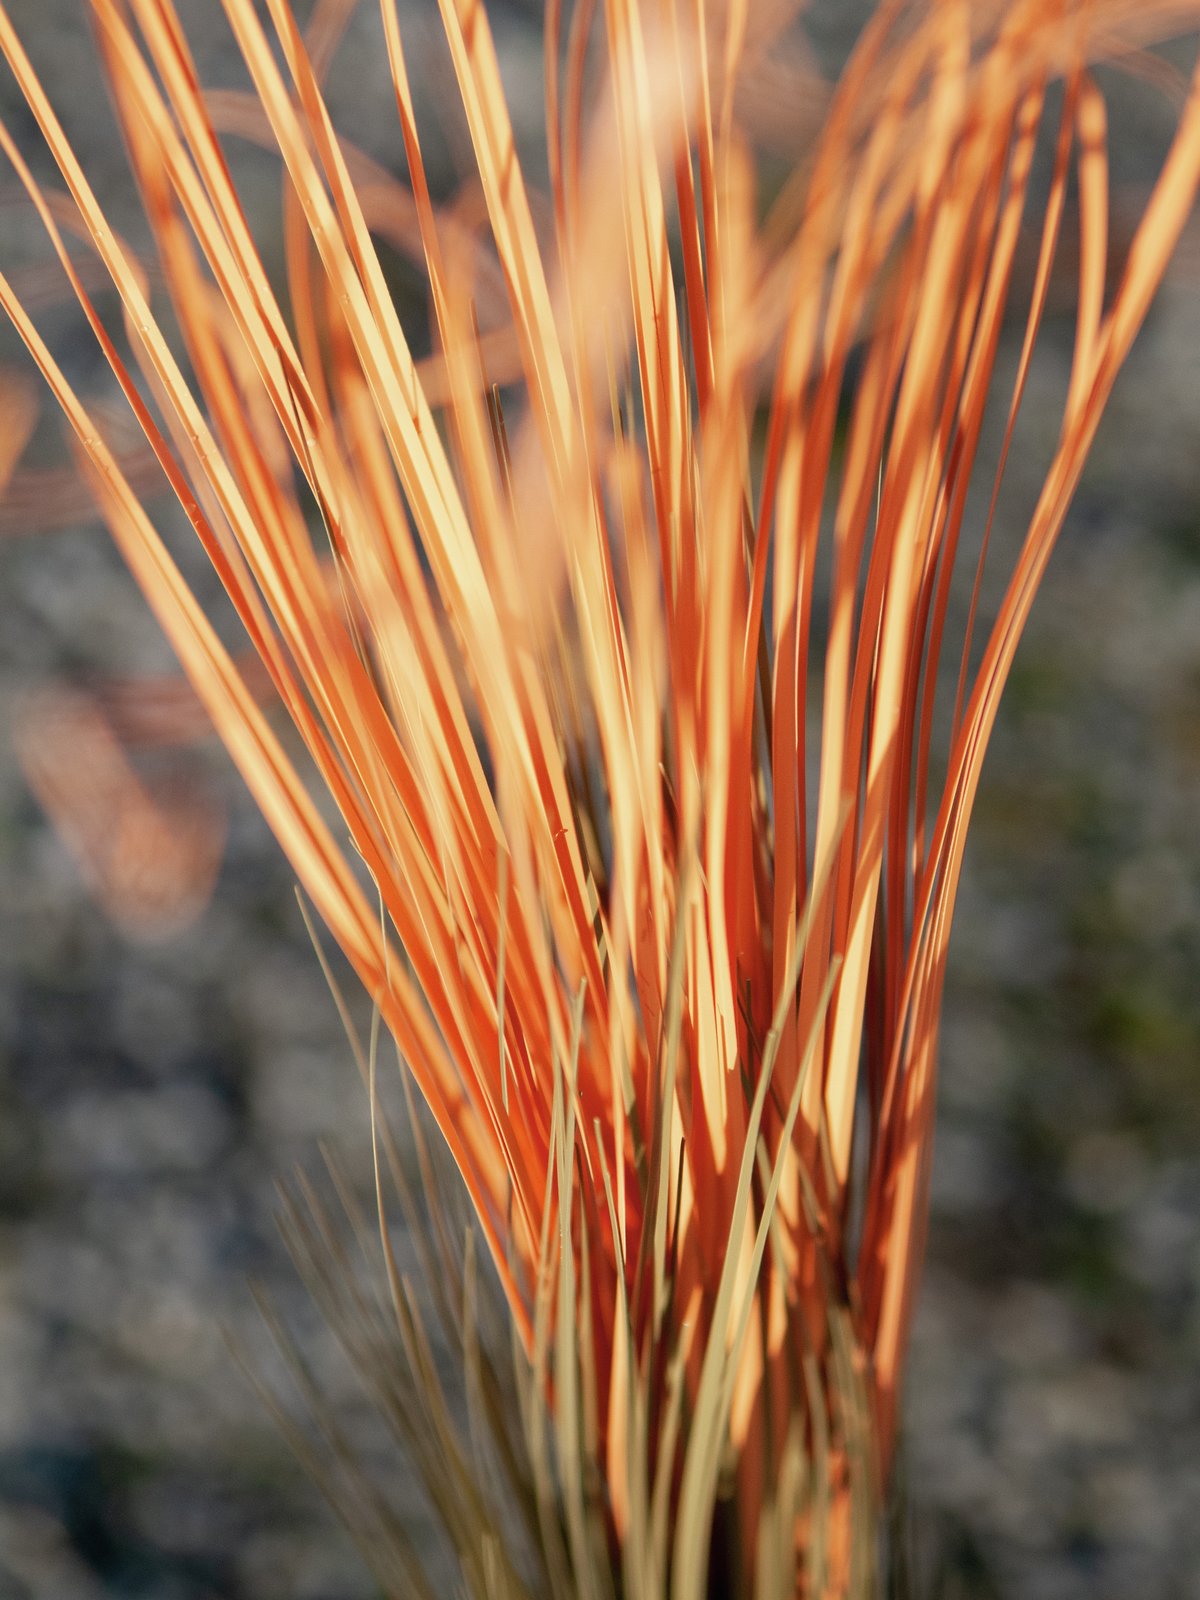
top-left (3, 0), bottom-right (1200, 1592)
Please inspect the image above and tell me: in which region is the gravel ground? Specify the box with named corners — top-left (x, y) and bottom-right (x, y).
top-left (2, 4), bottom-right (1200, 1598)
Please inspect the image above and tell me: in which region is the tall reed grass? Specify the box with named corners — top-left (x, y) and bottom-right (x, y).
top-left (2, 0), bottom-right (1199, 1593)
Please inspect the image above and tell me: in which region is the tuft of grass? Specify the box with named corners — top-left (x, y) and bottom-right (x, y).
top-left (3, 0), bottom-right (1200, 1593)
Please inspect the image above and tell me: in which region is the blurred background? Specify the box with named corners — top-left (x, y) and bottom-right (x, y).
top-left (1, 2), bottom-right (1200, 1597)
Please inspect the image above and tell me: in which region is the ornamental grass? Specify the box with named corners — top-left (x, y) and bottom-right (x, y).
top-left (2, 0), bottom-right (1199, 1594)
